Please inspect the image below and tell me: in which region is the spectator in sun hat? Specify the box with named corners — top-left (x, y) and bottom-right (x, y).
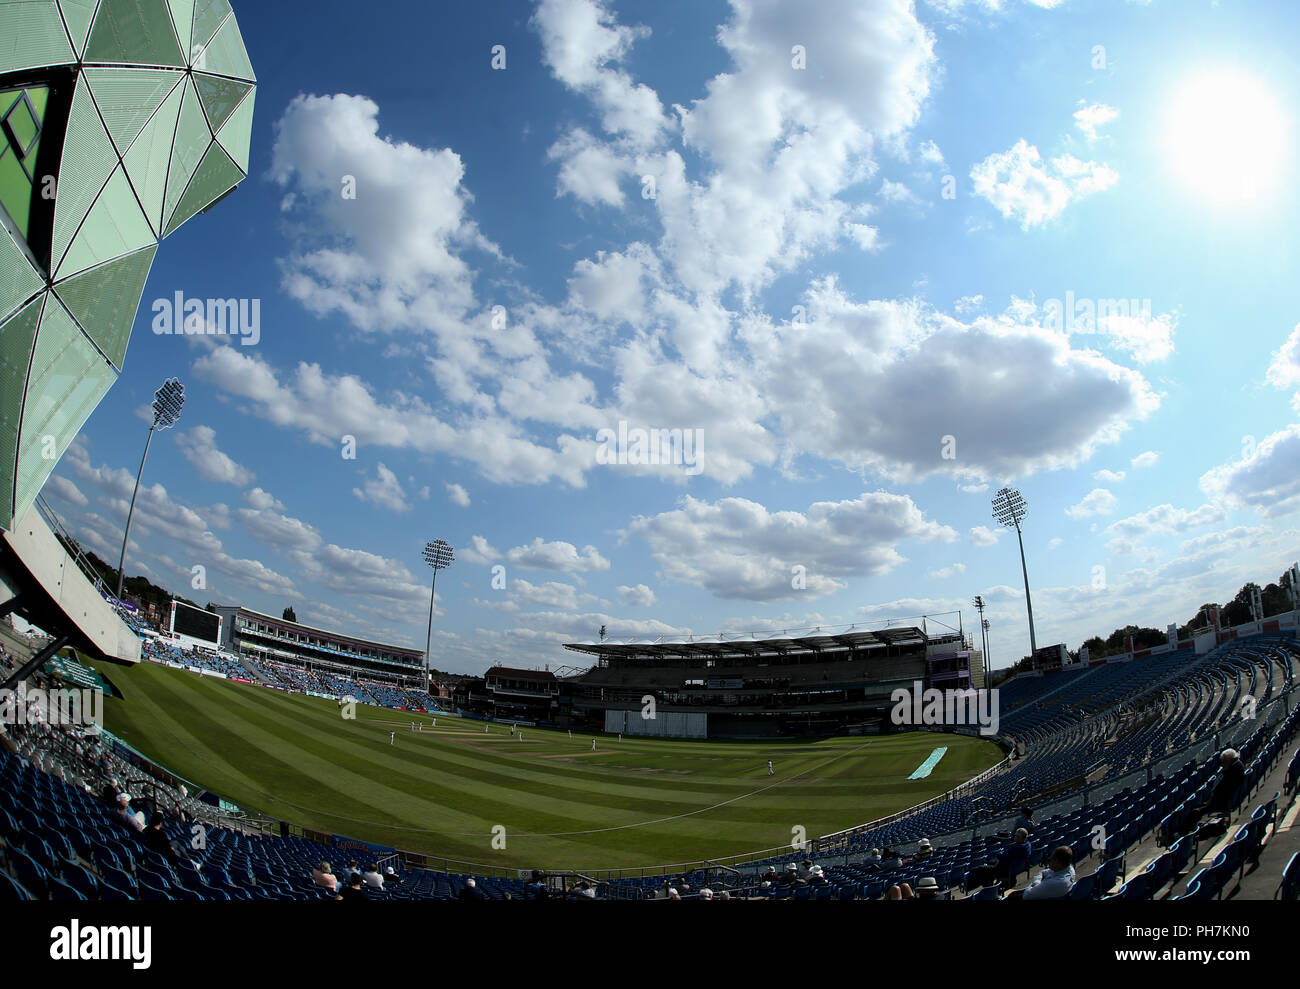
top-left (915, 838), bottom-right (934, 860)
top-left (114, 792), bottom-right (144, 832)
top-left (863, 848), bottom-right (882, 869)
top-left (808, 865), bottom-right (828, 885)
top-left (384, 866), bottom-right (403, 884)
top-left (780, 864), bottom-right (800, 885)
top-left (700, 888), bottom-right (714, 900)
top-left (459, 878), bottom-right (487, 901)
top-left (914, 876), bottom-right (942, 900)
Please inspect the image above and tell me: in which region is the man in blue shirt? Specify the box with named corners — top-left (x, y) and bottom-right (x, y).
top-left (1023, 846), bottom-right (1076, 900)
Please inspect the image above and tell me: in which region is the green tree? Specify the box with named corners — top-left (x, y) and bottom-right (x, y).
top-left (283, 606), bottom-right (297, 623)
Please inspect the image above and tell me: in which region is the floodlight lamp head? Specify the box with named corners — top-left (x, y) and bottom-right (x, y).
top-left (991, 487), bottom-right (1027, 528)
top-left (423, 539), bottom-right (455, 571)
top-left (152, 378), bottom-right (185, 430)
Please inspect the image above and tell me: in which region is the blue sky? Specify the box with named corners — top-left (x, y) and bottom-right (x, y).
top-left (46, 0), bottom-right (1300, 674)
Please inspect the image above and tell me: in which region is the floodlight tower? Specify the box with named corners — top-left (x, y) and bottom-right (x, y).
top-left (973, 595), bottom-right (990, 675)
top-left (422, 539), bottom-right (455, 671)
top-left (992, 486), bottom-right (1038, 655)
top-left (116, 378), bottom-right (185, 599)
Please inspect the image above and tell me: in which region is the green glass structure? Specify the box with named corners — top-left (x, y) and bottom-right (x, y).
top-left (0, 0), bottom-right (256, 531)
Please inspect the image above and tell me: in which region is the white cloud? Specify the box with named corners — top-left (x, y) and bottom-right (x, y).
top-left (929, 563), bottom-right (967, 579)
top-left (1266, 323), bottom-right (1300, 405)
top-left (269, 93), bottom-right (501, 336)
top-left (532, 0), bottom-right (670, 148)
top-left (1131, 450), bottom-right (1160, 469)
top-left (547, 128), bottom-right (629, 207)
top-left (971, 138), bottom-right (1117, 229)
top-left (511, 578), bottom-right (590, 611)
top-left (175, 426), bottom-right (255, 486)
top-left (1073, 101), bottom-right (1119, 142)
top-left (969, 525), bottom-right (1001, 546)
top-left (1106, 502), bottom-right (1227, 555)
top-left (288, 543), bottom-right (427, 606)
top-left (192, 347), bottom-right (593, 488)
top-left (1093, 469), bottom-right (1126, 483)
top-left (617, 583), bottom-right (656, 606)
top-left (352, 463), bottom-right (410, 513)
top-left (1066, 488), bottom-right (1118, 519)
top-left (505, 538), bottom-right (611, 573)
top-left (1098, 310), bottom-right (1177, 364)
top-left (627, 491), bottom-right (956, 602)
top-left (446, 483), bottom-right (471, 508)
top-left (458, 535), bottom-right (502, 565)
top-left (1200, 424), bottom-right (1300, 520)
top-left (244, 487), bottom-right (284, 511)
top-left (753, 280), bottom-right (1159, 483)
top-left (44, 474), bottom-right (88, 507)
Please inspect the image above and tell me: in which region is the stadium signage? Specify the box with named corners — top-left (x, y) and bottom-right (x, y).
top-left (889, 681), bottom-right (998, 736)
top-left (0, 682), bottom-right (102, 734)
top-left (595, 421), bottom-right (704, 475)
top-left (49, 921), bottom-right (151, 969)
top-left (151, 291), bottom-right (261, 346)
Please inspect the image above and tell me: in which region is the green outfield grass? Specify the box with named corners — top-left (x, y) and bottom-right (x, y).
top-left (92, 660), bottom-right (1002, 871)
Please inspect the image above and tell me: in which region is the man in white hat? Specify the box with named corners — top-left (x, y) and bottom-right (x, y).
top-left (914, 876), bottom-right (941, 899)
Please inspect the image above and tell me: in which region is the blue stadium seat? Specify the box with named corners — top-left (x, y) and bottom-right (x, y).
top-left (48, 876), bottom-right (88, 901)
top-left (1092, 856), bottom-right (1123, 898)
top-left (0, 868), bottom-right (33, 901)
top-left (1276, 852), bottom-right (1299, 901)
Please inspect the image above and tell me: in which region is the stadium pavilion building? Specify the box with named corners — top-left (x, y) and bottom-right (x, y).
top-left (210, 606), bottom-right (427, 690)
top-left (0, 1), bottom-right (256, 687)
top-left (561, 621), bottom-right (982, 739)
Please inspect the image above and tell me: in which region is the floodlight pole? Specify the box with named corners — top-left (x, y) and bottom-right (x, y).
top-left (982, 618), bottom-right (991, 678)
top-left (992, 487), bottom-right (1038, 658)
top-left (116, 379), bottom-right (184, 599)
top-left (425, 568), bottom-right (439, 674)
top-left (973, 595), bottom-right (989, 683)
top-left (116, 425), bottom-right (157, 599)
top-left (1013, 520), bottom-right (1037, 654)
top-left (422, 540), bottom-right (454, 673)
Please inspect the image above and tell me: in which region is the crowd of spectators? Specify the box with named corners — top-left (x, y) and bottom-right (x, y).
top-left (140, 638), bottom-right (441, 714)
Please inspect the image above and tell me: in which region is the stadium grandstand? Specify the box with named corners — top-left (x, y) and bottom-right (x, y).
top-left (2, 602), bottom-right (1299, 905)
top-left (561, 616), bottom-right (978, 738)
top-left (134, 608), bottom-right (444, 714)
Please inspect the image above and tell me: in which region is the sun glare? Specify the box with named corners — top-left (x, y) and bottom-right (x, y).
top-left (1163, 71), bottom-right (1289, 208)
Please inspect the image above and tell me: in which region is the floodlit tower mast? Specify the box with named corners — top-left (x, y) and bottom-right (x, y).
top-left (116, 378), bottom-right (185, 599)
top-left (422, 539), bottom-right (455, 671)
top-left (992, 486), bottom-right (1038, 655)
